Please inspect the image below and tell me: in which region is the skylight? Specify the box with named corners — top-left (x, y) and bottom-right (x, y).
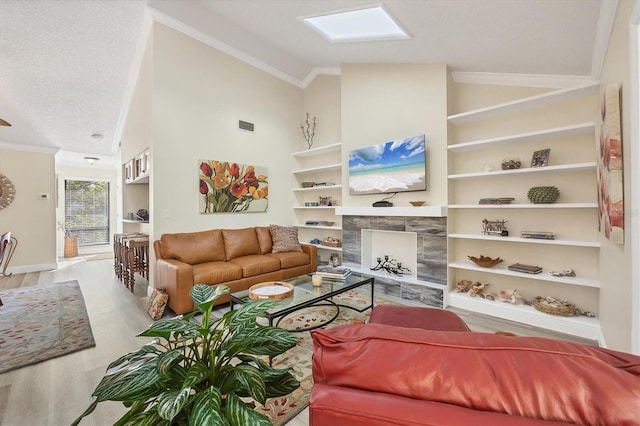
top-left (301, 5), bottom-right (410, 43)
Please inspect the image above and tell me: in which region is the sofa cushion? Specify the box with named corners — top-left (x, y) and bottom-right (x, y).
top-left (311, 323), bottom-right (640, 425)
top-left (267, 251), bottom-right (310, 269)
top-left (369, 305), bottom-right (471, 332)
top-left (222, 228), bottom-right (261, 260)
top-left (228, 254), bottom-right (280, 278)
top-left (270, 225), bottom-right (302, 253)
top-left (160, 230), bottom-right (225, 264)
top-left (255, 226), bottom-right (273, 254)
top-left (192, 261), bottom-right (242, 285)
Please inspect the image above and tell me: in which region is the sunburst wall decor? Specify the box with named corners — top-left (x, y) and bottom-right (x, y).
top-left (0, 173), bottom-right (16, 210)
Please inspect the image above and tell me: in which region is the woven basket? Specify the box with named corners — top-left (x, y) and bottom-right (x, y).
top-left (533, 296), bottom-right (576, 317)
top-left (321, 238), bottom-right (342, 247)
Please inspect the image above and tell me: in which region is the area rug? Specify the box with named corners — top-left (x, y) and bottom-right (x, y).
top-left (257, 290), bottom-right (395, 425)
top-left (0, 280), bottom-right (95, 374)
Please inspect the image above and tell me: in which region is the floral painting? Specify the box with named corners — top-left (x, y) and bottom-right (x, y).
top-left (596, 82), bottom-right (623, 244)
top-left (199, 160), bottom-right (268, 213)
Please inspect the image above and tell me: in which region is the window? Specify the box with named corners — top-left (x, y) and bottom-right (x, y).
top-left (64, 179), bottom-right (110, 246)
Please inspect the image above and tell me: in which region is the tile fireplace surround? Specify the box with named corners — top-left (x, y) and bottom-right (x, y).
top-left (338, 207), bottom-right (447, 308)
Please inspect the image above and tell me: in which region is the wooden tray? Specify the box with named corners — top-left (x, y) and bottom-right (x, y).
top-left (249, 281), bottom-right (294, 301)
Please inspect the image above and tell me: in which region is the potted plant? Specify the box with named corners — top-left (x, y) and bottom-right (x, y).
top-left (72, 284), bottom-right (300, 425)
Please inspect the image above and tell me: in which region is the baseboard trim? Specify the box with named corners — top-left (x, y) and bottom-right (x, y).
top-left (5, 262), bottom-right (58, 274)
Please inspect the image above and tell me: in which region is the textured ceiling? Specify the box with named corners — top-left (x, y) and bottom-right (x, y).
top-left (0, 0), bottom-right (611, 167)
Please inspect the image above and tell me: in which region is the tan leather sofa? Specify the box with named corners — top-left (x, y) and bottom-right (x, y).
top-left (153, 226), bottom-right (317, 314)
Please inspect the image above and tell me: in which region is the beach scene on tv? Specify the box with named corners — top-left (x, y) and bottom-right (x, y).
top-left (348, 135), bottom-right (426, 195)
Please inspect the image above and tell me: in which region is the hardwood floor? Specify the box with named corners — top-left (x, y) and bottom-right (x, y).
top-left (0, 257), bottom-right (594, 426)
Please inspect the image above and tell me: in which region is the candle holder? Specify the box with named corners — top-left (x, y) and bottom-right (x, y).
top-left (370, 255), bottom-right (411, 276)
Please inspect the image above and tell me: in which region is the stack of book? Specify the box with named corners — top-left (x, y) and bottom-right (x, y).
top-left (520, 231), bottom-right (556, 240)
top-left (315, 266), bottom-right (351, 280)
top-left (508, 263), bottom-right (543, 274)
top-left (478, 197), bottom-right (515, 205)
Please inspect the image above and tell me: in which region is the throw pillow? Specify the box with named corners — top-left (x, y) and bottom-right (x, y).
top-left (270, 225), bottom-right (303, 253)
top-left (147, 288), bottom-right (169, 320)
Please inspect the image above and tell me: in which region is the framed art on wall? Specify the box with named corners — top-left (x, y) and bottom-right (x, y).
top-left (198, 160), bottom-right (268, 213)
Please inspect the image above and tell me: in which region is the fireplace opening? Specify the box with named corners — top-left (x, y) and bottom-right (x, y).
top-left (361, 229), bottom-right (417, 280)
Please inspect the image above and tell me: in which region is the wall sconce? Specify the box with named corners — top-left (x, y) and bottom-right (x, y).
top-left (84, 156), bottom-right (100, 165)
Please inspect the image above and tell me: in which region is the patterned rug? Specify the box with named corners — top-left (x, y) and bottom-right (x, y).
top-left (0, 280), bottom-right (95, 374)
top-left (257, 290), bottom-right (393, 425)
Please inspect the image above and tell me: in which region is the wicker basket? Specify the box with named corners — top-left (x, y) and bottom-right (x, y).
top-left (321, 238), bottom-right (342, 247)
top-left (533, 296), bottom-right (576, 317)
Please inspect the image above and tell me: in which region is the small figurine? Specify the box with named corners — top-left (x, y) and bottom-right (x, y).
top-left (469, 282), bottom-right (489, 297)
top-left (455, 280), bottom-right (473, 292)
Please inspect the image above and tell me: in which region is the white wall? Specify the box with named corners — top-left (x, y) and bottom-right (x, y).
top-left (151, 23), bottom-right (302, 239)
top-left (0, 148), bottom-right (57, 272)
top-left (597, 0), bottom-right (636, 352)
top-left (340, 64), bottom-right (449, 207)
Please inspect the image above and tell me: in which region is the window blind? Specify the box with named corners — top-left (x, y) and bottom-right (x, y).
top-left (64, 180), bottom-right (110, 246)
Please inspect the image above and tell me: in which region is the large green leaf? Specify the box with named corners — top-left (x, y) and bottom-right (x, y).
top-left (138, 317), bottom-right (199, 339)
top-left (183, 361), bottom-right (209, 388)
top-left (157, 348), bottom-right (184, 378)
top-left (188, 387), bottom-right (224, 426)
top-left (93, 362), bottom-right (164, 402)
top-left (190, 284), bottom-right (229, 312)
top-left (232, 364), bottom-right (267, 405)
top-left (157, 388), bottom-right (191, 422)
top-left (117, 410), bottom-right (170, 426)
top-left (226, 393), bottom-right (271, 426)
top-left (264, 372), bottom-right (300, 398)
top-left (229, 300), bottom-right (274, 329)
top-left (223, 326), bottom-right (299, 357)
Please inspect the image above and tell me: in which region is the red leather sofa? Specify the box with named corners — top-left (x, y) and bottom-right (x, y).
top-left (310, 305), bottom-right (640, 425)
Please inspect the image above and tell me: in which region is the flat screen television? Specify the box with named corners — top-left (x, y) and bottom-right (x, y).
top-left (348, 134), bottom-right (426, 195)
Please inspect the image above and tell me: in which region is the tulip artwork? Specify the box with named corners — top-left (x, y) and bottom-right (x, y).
top-left (199, 160), bottom-right (268, 213)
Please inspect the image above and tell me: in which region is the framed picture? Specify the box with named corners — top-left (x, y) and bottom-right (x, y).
top-left (530, 149), bottom-right (550, 167)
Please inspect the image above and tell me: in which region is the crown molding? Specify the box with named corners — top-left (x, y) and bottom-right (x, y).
top-left (148, 7), bottom-right (303, 88)
top-left (450, 71), bottom-right (597, 88)
top-left (302, 67), bottom-right (342, 88)
top-left (590, 0), bottom-right (620, 80)
top-left (0, 141), bottom-right (60, 155)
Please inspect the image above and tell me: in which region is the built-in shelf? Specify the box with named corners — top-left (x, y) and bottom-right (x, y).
top-left (303, 242), bottom-right (343, 252)
top-left (293, 164), bottom-right (341, 175)
top-left (122, 219), bottom-right (149, 224)
top-left (447, 83), bottom-right (600, 124)
top-left (448, 203), bottom-right (598, 209)
top-left (448, 292), bottom-right (601, 342)
top-left (448, 260), bottom-right (600, 288)
top-left (448, 233), bottom-right (600, 247)
top-left (335, 206), bottom-right (447, 217)
top-left (448, 122), bottom-right (595, 152)
top-left (296, 224), bottom-right (342, 230)
top-left (293, 184), bottom-right (342, 192)
top-left (293, 206), bottom-right (336, 210)
top-left (293, 142), bottom-right (341, 158)
top-left (448, 162), bottom-right (596, 180)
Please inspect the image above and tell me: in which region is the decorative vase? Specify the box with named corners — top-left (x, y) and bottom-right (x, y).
top-left (527, 186), bottom-right (560, 204)
top-left (64, 237), bottom-right (79, 258)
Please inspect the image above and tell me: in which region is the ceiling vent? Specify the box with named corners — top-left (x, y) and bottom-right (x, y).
top-left (239, 120), bottom-right (254, 132)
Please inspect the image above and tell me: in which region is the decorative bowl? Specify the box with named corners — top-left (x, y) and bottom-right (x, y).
top-left (323, 221), bottom-right (336, 226)
top-left (409, 201), bottom-right (425, 207)
top-left (468, 255), bottom-right (504, 268)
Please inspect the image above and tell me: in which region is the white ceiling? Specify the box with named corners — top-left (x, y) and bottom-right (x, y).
top-left (0, 0), bottom-right (615, 168)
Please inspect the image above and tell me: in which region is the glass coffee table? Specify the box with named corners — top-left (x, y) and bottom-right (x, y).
top-left (230, 272), bottom-right (375, 332)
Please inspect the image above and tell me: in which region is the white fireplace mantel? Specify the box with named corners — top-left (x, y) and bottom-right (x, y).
top-left (335, 206), bottom-right (447, 217)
